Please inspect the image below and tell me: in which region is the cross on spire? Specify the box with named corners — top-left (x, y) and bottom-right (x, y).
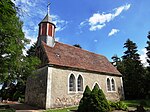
top-left (47, 2), bottom-right (51, 15)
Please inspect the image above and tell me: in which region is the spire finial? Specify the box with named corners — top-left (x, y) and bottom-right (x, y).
top-left (47, 2), bottom-right (51, 15)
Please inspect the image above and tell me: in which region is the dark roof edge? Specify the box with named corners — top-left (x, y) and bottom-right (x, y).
top-left (47, 63), bottom-right (122, 77)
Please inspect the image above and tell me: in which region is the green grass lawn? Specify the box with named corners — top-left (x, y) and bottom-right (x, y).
top-left (44, 100), bottom-right (150, 112)
top-left (123, 100), bottom-right (150, 110)
top-left (44, 106), bottom-right (77, 112)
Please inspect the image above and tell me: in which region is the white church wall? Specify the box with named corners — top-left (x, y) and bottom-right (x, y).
top-left (48, 66), bottom-right (123, 108)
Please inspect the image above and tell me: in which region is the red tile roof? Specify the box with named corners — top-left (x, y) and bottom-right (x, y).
top-left (41, 41), bottom-right (121, 75)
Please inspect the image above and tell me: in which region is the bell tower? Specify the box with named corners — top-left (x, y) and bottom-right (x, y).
top-left (37, 3), bottom-right (56, 47)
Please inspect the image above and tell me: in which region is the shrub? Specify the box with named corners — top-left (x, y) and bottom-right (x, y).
top-left (12, 91), bottom-right (21, 101)
top-left (78, 84), bottom-right (110, 112)
top-left (97, 89), bottom-right (110, 111)
top-left (90, 85), bottom-right (101, 112)
top-left (18, 97), bottom-right (25, 103)
top-left (78, 85), bottom-right (91, 112)
top-left (109, 101), bottom-right (128, 111)
top-left (140, 100), bottom-right (147, 106)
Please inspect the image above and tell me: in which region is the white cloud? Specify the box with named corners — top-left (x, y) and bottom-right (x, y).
top-left (23, 28), bottom-right (37, 47)
top-left (80, 20), bottom-right (88, 27)
top-left (108, 29), bottom-right (120, 36)
top-left (52, 15), bottom-right (68, 32)
top-left (114, 4), bottom-right (131, 17)
top-left (80, 4), bottom-right (131, 31)
top-left (90, 24), bottom-right (106, 31)
top-left (13, 0), bottom-right (35, 6)
top-left (94, 40), bottom-right (98, 42)
top-left (139, 48), bottom-right (148, 67)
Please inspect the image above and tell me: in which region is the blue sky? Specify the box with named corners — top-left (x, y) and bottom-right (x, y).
top-left (13, 0), bottom-right (150, 66)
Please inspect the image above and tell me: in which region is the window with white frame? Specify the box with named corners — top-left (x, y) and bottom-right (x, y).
top-left (77, 75), bottom-right (83, 91)
top-left (107, 78), bottom-right (111, 91)
top-left (107, 77), bottom-right (116, 92)
top-left (111, 78), bottom-right (115, 91)
top-left (69, 74), bottom-right (76, 91)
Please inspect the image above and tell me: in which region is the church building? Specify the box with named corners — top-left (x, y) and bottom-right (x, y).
top-left (25, 7), bottom-right (124, 109)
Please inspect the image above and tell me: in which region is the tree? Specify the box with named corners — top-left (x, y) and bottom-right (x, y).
top-left (145, 31), bottom-right (150, 98)
top-left (0, 0), bottom-right (40, 101)
top-left (26, 42), bottom-right (37, 57)
top-left (78, 84), bottom-right (110, 112)
top-left (78, 86), bottom-right (91, 112)
top-left (121, 39), bottom-right (146, 99)
top-left (90, 84), bottom-right (110, 112)
top-left (0, 0), bottom-right (27, 83)
top-left (111, 54), bottom-right (121, 67)
top-left (146, 32), bottom-right (150, 68)
top-left (73, 44), bottom-right (82, 48)
top-left (122, 39), bottom-right (140, 60)
top-left (111, 55), bottom-right (124, 72)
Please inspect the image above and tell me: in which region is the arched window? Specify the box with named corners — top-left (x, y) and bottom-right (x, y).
top-left (69, 74), bottom-right (76, 91)
top-left (77, 75), bottom-right (83, 91)
top-left (107, 78), bottom-right (111, 91)
top-left (111, 78), bottom-right (115, 91)
top-left (92, 82), bottom-right (100, 89)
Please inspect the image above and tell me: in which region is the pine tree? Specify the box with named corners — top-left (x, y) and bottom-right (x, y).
top-left (98, 89), bottom-right (110, 111)
top-left (78, 84), bottom-right (110, 112)
top-left (90, 84), bottom-right (110, 112)
top-left (146, 31), bottom-right (150, 68)
top-left (111, 54), bottom-right (121, 67)
top-left (122, 39), bottom-right (146, 99)
top-left (26, 42), bottom-right (37, 57)
top-left (111, 54), bottom-right (125, 74)
top-left (78, 85), bottom-right (91, 112)
top-left (145, 31), bottom-right (150, 98)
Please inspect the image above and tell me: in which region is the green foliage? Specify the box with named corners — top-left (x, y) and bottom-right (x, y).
top-left (145, 32), bottom-right (150, 99)
top-left (26, 42), bottom-right (37, 57)
top-left (0, 109), bottom-right (15, 112)
top-left (120, 39), bottom-right (146, 99)
top-left (78, 85), bottom-right (110, 112)
top-left (73, 44), bottom-right (82, 48)
top-left (146, 31), bottom-right (150, 67)
top-left (112, 37), bottom-right (150, 100)
top-left (12, 91), bottom-right (21, 101)
top-left (0, 0), bottom-right (40, 101)
top-left (109, 101), bottom-right (128, 111)
top-left (111, 54), bottom-right (121, 67)
top-left (78, 86), bottom-right (91, 112)
top-left (90, 85), bottom-right (110, 112)
top-left (123, 100), bottom-right (150, 110)
top-left (0, 0), bottom-right (29, 81)
top-left (18, 97), bottom-right (25, 103)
